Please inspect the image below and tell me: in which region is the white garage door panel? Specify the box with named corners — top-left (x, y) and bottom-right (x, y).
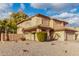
top-left (25, 33), bottom-right (31, 40)
top-left (31, 34), bottom-right (34, 40)
top-left (25, 33), bottom-right (35, 40)
top-left (66, 33), bottom-right (75, 41)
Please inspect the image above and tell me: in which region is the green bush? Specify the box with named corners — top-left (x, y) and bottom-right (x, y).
top-left (36, 32), bottom-right (47, 42)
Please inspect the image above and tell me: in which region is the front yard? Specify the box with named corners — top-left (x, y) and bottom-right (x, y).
top-left (0, 40), bottom-right (79, 56)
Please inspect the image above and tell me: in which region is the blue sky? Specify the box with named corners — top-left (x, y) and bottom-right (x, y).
top-left (11, 3), bottom-right (48, 16)
top-left (0, 3), bottom-right (79, 27)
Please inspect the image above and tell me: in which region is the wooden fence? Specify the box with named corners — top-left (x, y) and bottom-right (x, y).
top-left (0, 33), bottom-right (24, 41)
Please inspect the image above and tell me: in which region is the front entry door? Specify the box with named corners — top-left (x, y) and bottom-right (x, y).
top-left (31, 33), bottom-right (35, 41)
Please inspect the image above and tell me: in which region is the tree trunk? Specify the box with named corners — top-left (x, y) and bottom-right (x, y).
top-left (1, 33), bottom-right (4, 43)
top-left (5, 29), bottom-right (9, 41)
top-left (6, 31), bottom-right (9, 41)
top-left (4, 29), bottom-right (7, 41)
top-left (0, 32), bottom-right (1, 41)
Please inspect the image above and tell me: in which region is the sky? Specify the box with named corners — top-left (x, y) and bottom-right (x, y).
top-left (0, 3), bottom-right (79, 27)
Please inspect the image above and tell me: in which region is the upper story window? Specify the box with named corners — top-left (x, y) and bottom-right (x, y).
top-left (31, 17), bottom-right (42, 25)
top-left (42, 18), bottom-right (49, 26)
top-left (54, 20), bottom-right (64, 28)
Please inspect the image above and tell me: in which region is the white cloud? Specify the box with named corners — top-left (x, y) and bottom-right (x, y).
top-left (53, 12), bottom-right (78, 18)
top-left (30, 3), bottom-right (51, 9)
top-left (70, 8), bottom-right (77, 12)
top-left (30, 3), bottom-right (42, 9)
top-left (51, 3), bottom-right (68, 9)
top-left (30, 3), bottom-right (79, 15)
top-left (51, 12), bottom-right (79, 26)
top-left (0, 3), bottom-right (12, 19)
top-left (65, 17), bottom-right (79, 24)
top-left (30, 3), bottom-right (79, 10)
top-left (30, 3), bottom-right (67, 9)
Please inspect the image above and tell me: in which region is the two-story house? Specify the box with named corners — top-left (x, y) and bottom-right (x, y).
top-left (17, 14), bottom-right (77, 41)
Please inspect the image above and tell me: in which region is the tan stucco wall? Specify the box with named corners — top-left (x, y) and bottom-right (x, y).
top-left (53, 31), bottom-right (65, 41)
top-left (40, 17), bottom-right (49, 27)
top-left (17, 20), bottom-right (31, 28)
top-left (17, 16), bottom-right (42, 28)
top-left (31, 17), bottom-right (42, 26)
top-left (49, 20), bottom-right (54, 29)
top-left (17, 16), bottom-right (42, 34)
top-left (53, 20), bottom-right (65, 30)
top-left (17, 27), bottom-right (23, 34)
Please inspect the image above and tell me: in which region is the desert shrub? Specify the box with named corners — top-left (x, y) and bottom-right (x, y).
top-left (65, 50), bottom-right (67, 53)
top-left (20, 37), bottom-right (26, 41)
top-left (36, 32), bottom-right (47, 42)
top-left (23, 49), bottom-right (29, 52)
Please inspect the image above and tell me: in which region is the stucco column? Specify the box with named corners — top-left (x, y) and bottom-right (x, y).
top-left (36, 28), bottom-right (41, 32)
top-left (35, 28), bottom-right (41, 41)
top-left (46, 30), bottom-right (50, 41)
top-left (35, 33), bottom-right (39, 41)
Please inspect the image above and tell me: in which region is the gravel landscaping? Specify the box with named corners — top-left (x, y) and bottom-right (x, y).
top-left (0, 40), bottom-right (79, 56)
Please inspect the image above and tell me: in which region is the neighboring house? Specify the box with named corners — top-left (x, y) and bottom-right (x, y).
top-left (17, 14), bottom-right (77, 41)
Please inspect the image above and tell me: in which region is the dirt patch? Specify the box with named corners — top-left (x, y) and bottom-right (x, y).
top-left (51, 43), bottom-right (55, 45)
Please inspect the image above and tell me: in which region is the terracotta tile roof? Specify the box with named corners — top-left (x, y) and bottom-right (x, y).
top-left (65, 27), bottom-right (78, 32)
top-left (17, 18), bottom-right (31, 25)
top-left (52, 18), bottom-right (68, 24)
top-left (17, 14), bottom-right (68, 25)
top-left (54, 27), bottom-right (78, 32)
top-left (34, 14), bottom-right (50, 19)
top-left (34, 14), bottom-right (68, 24)
top-left (22, 25), bottom-right (53, 31)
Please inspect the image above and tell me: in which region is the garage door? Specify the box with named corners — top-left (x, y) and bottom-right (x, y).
top-left (31, 33), bottom-right (35, 40)
top-left (25, 33), bottom-right (35, 41)
top-left (25, 33), bottom-right (31, 40)
top-left (66, 32), bottom-right (75, 41)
